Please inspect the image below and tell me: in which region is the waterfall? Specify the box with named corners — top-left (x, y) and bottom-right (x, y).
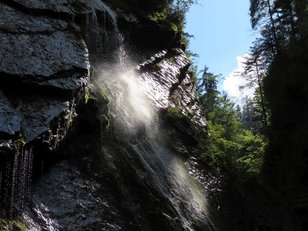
top-left (0, 146), bottom-right (33, 216)
top-left (95, 63), bottom-right (216, 230)
top-left (6, 1), bottom-right (217, 230)
top-left (92, 14), bottom-right (216, 229)
top-left (81, 0), bottom-right (121, 64)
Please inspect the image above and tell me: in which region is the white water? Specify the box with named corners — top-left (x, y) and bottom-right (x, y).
top-left (96, 57), bottom-right (215, 230)
top-left (0, 147), bottom-right (33, 216)
top-left (19, 1), bottom-right (216, 229)
top-left (86, 2), bottom-right (217, 227)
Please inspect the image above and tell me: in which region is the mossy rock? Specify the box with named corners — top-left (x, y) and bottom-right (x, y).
top-left (0, 217), bottom-right (28, 231)
top-left (13, 134), bottom-right (26, 151)
top-left (166, 106), bottom-right (184, 119)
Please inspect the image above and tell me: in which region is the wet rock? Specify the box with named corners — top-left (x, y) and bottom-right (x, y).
top-left (136, 49), bottom-right (188, 109)
top-left (10, 0), bottom-right (77, 15)
top-left (0, 31), bottom-right (88, 82)
top-left (9, 0), bottom-right (114, 16)
top-left (0, 90), bottom-right (21, 137)
top-left (0, 1), bottom-right (89, 149)
top-left (25, 161), bottom-right (130, 231)
top-left (0, 4), bottom-right (69, 34)
top-left (135, 48), bottom-right (206, 131)
top-left (18, 98), bottom-right (75, 144)
top-left (0, 0), bottom-right (124, 221)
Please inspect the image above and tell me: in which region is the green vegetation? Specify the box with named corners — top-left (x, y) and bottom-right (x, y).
top-left (84, 87), bottom-right (91, 104)
top-left (84, 83), bottom-right (109, 105)
top-left (104, 0), bottom-right (196, 46)
top-left (94, 83), bottom-right (109, 105)
top-left (200, 1), bottom-right (308, 229)
top-left (13, 132), bottom-right (26, 151)
top-left (82, 82), bottom-right (111, 132)
top-left (247, 0), bottom-right (308, 192)
top-left (187, 63), bottom-right (198, 86)
top-left (167, 106), bottom-right (184, 119)
top-left (0, 217), bottom-right (28, 231)
top-left (195, 67), bottom-right (267, 179)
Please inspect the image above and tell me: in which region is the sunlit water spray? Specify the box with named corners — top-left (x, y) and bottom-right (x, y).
top-left (95, 64), bottom-right (157, 140)
top-left (95, 58), bottom-right (216, 230)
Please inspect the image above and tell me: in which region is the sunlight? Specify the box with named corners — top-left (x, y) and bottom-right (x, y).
top-left (120, 70), bottom-right (154, 123)
top-left (172, 155), bottom-right (209, 215)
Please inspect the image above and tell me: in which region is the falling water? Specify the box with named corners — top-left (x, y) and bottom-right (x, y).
top-left (95, 49), bottom-right (216, 230)
top-left (81, 0), bottom-right (121, 64)
top-left (11, 1), bottom-right (218, 229)
top-left (0, 147), bottom-right (33, 216)
top-left (77, 0), bottom-right (219, 227)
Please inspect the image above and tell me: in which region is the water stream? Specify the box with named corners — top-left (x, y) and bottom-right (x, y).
top-left (17, 1), bottom-right (217, 230)
top-left (0, 147), bottom-right (33, 216)
top-left (95, 49), bottom-right (216, 230)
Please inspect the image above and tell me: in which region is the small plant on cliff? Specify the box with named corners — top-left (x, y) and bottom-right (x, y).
top-left (0, 217), bottom-right (28, 231)
top-left (167, 106), bottom-right (184, 119)
top-left (13, 132), bottom-right (26, 151)
top-left (104, 0), bottom-right (197, 33)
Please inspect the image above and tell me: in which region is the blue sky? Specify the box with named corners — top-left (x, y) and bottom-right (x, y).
top-left (185, 0), bottom-right (258, 99)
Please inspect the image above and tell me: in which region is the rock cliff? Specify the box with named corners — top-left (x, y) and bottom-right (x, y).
top-left (0, 0), bottom-right (118, 215)
top-left (0, 0), bottom-right (210, 230)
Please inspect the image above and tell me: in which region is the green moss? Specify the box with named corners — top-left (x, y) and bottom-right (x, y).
top-left (84, 87), bottom-right (91, 104)
top-left (96, 86), bottom-right (109, 105)
top-left (84, 81), bottom-right (110, 105)
top-left (149, 11), bottom-right (168, 22)
top-left (167, 106), bottom-right (184, 119)
top-left (91, 82), bottom-right (111, 123)
top-left (13, 132), bottom-right (26, 151)
top-left (151, 63), bottom-right (161, 71)
top-left (0, 217), bottom-right (28, 231)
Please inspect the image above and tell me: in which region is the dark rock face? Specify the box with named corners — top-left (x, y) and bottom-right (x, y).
top-left (0, 1), bottom-right (89, 150)
top-left (9, 0), bottom-right (77, 15)
top-left (0, 31), bottom-right (88, 78)
top-left (26, 161), bottom-right (130, 231)
top-left (0, 91), bottom-right (22, 137)
top-left (0, 0), bottom-right (102, 216)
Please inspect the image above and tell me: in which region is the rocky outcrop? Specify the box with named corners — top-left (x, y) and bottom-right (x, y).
top-left (26, 161), bottom-right (130, 231)
top-left (0, 1), bottom-right (89, 150)
top-left (23, 47), bottom-right (212, 231)
top-left (0, 0), bottom-right (121, 148)
top-left (136, 49), bottom-right (206, 127)
top-left (0, 0), bottom-right (118, 216)
top-left (0, 0), bottom-right (210, 229)
top-left (135, 48), bottom-right (207, 146)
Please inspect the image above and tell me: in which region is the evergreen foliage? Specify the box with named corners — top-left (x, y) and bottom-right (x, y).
top-left (196, 67), bottom-right (267, 179)
top-left (245, 0), bottom-right (308, 229)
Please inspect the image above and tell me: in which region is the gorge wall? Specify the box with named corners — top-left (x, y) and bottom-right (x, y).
top-left (0, 0), bottom-right (213, 230)
top-left (0, 0), bottom-right (91, 216)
